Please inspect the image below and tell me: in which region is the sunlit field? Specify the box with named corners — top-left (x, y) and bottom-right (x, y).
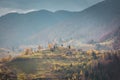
top-left (0, 46), bottom-right (120, 80)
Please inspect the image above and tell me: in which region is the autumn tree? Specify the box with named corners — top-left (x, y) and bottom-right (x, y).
top-left (24, 48), bottom-right (33, 55)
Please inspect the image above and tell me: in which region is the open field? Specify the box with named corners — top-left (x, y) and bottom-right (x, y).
top-left (0, 47), bottom-right (120, 80)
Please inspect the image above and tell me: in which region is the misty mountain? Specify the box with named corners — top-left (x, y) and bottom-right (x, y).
top-left (113, 27), bottom-right (120, 50)
top-left (31, 0), bottom-right (120, 45)
top-left (0, 0), bottom-right (120, 49)
top-left (0, 10), bottom-right (76, 48)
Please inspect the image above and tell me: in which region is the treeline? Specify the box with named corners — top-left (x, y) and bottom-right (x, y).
top-left (56, 50), bottom-right (120, 80)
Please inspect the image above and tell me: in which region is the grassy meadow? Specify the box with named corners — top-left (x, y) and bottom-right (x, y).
top-left (0, 46), bottom-right (120, 80)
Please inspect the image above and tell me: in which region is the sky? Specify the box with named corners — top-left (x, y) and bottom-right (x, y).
top-left (0, 0), bottom-right (103, 16)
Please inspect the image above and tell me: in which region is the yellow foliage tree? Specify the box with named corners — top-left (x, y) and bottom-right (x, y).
top-left (24, 48), bottom-right (33, 55)
top-left (17, 73), bottom-right (27, 80)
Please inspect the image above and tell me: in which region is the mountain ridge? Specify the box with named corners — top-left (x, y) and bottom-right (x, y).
top-left (0, 0), bottom-right (120, 50)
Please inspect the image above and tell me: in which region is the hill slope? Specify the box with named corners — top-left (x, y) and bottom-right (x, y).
top-left (0, 0), bottom-right (120, 49)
